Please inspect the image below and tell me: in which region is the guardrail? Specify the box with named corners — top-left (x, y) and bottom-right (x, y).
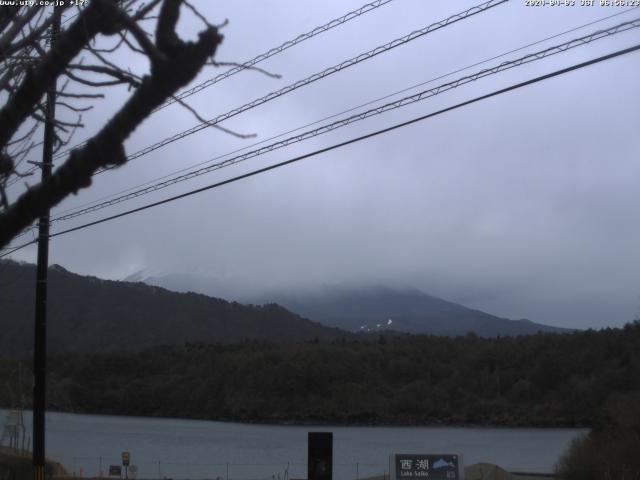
top-left (46, 457), bottom-right (389, 480)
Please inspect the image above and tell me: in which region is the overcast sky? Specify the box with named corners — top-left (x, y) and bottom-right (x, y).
top-left (7, 0), bottom-right (640, 329)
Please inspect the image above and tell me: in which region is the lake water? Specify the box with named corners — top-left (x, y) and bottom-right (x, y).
top-left (2, 409), bottom-right (587, 479)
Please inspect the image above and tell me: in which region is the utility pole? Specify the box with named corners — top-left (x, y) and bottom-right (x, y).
top-left (33, 8), bottom-right (60, 480)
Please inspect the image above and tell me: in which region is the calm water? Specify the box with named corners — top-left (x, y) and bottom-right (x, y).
top-left (2, 409), bottom-right (586, 479)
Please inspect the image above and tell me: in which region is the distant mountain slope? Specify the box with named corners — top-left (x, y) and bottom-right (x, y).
top-left (141, 271), bottom-right (244, 303)
top-left (141, 270), bottom-right (571, 337)
top-left (252, 285), bottom-right (571, 337)
top-left (0, 261), bottom-right (349, 357)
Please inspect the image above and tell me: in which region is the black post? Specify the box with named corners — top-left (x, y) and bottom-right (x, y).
top-left (308, 432), bottom-right (333, 480)
top-left (33, 9), bottom-right (59, 480)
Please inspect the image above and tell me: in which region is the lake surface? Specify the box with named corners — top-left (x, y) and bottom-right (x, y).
top-left (2, 409), bottom-right (586, 479)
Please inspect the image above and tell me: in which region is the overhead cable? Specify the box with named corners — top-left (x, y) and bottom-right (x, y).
top-left (160, 0), bottom-right (398, 110)
top-left (49, 7), bottom-right (640, 218)
top-left (90, 0), bottom-right (508, 171)
top-left (3, 43), bottom-right (639, 259)
top-left (48, 0), bottom-right (399, 163)
top-left (50, 19), bottom-right (640, 223)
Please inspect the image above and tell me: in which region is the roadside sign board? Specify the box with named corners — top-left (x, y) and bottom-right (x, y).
top-left (390, 454), bottom-right (463, 480)
top-left (122, 452), bottom-right (130, 467)
top-left (109, 466), bottom-right (122, 476)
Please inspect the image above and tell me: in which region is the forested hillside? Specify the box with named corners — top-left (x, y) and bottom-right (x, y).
top-left (1, 323), bottom-right (638, 426)
top-left (0, 260), bottom-right (349, 355)
top-left (255, 285), bottom-right (570, 336)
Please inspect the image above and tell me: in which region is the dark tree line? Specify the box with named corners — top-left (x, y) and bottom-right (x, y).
top-left (556, 391), bottom-right (640, 479)
top-left (1, 322), bottom-right (639, 426)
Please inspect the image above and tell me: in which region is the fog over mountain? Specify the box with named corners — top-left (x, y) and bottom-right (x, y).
top-left (141, 272), bottom-right (571, 337)
top-left (252, 285), bottom-right (573, 337)
top-left (6, 1), bottom-right (639, 330)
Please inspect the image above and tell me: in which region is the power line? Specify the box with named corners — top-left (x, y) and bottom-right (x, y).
top-left (5, 8), bottom-right (638, 244)
top-left (6, 15), bottom-right (633, 250)
top-left (49, 18), bottom-right (640, 223)
top-left (159, 0), bottom-right (398, 110)
top-left (90, 0), bottom-right (508, 173)
top-left (3, 42), bottom-right (638, 258)
top-left (48, 0), bottom-right (399, 164)
top-left (49, 7), bottom-right (640, 219)
top-left (0, 240), bottom-right (35, 258)
top-left (38, 45), bottom-right (640, 238)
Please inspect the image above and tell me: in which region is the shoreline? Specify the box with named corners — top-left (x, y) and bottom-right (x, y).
top-left (1, 406), bottom-right (591, 430)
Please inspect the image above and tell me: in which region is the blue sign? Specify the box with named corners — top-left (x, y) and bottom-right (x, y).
top-left (391, 454), bottom-right (462, 480)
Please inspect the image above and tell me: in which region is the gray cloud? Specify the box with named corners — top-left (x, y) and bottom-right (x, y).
top-left (10, 0), bottom-right (640, 329)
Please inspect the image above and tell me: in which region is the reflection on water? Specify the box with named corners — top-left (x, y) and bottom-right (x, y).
top-left (2, 409), bottom-right (586, 479)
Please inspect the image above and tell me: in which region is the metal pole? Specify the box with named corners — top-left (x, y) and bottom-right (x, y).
top-left (388, 455), bottom-right (391, 480)
top-left (33, 8), bottom-right (59, 480)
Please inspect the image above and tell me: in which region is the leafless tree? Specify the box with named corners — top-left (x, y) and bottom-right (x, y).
top-left (0, 0), bottom-right (227, 249)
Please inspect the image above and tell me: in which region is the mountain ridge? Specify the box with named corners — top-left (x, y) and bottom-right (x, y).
top-left (252, 284), bottom-right (571, 337)
top-left (0, 260), bottom-right (349, 357)
top-left (141, 273), bottom-right (571, 337)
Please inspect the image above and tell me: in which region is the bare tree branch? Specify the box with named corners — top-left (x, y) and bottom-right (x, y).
top-left (117, 8), bottom-right (167, 65)
top-left (132, 0), bottom-right (163, 21)
top-left (56, 91), bottom-right (106, 99)
top-left (0, 6), bottom-right (40, 58)
top-left (56, 101), bottom-right (94, 113)
top-left (0, 2), bottom-right (223, 248)
top-left (183, 0), bottom-right (213, 29)
top-left (0, 0), bottom-right (125, 149)
top-left (0, 8), bottom-right (64, 59)
top-left (172, 95), bottom-right (256, 139)
top-left (211, 60), bottom-right (281, 79)
top-left (65, 68), bottom-right (137, 88)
